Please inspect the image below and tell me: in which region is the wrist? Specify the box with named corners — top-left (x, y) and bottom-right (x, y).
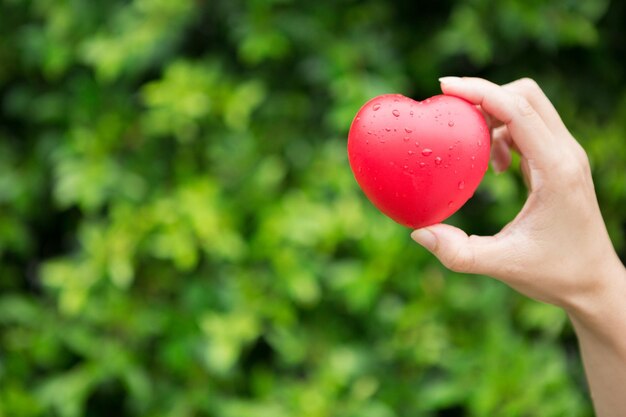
top-left (565, 259), bottom-right (626, 341)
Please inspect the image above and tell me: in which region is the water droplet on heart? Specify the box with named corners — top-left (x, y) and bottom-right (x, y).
top-left (367, 131), bottom-right (372, 135)
top-left (477, 139), bottom-right (482, 146)
top-left (403, 165), bottom-right (409, 170)
top-left (458, 181), bottom-right (465, 190)
top-left (414, 141), bottom-right (420, 147)
top-left (421, 148), bottom-right (433, 156)
top-left (410, 111), bottom-right (414, 116)
top-left (403, 136), bottom-right (410, 142)
top-left (434, 157), bottom-right (442, 165)
top-left (358, 166), bottom-right (362, 173)
top-left (385, 128), bottom-right (391, 132)
top-left (373, 104), bottom-right (381, 111)
top-left (449, 145), bottom-right (454, 150)
top-left (356, 117), bottom-right (361, 121)
top-left (405, 128), bottom-right (412, 133)
top-left (419, 162), bottom-right (426, 168)
top-left (408, 150), bottom-right (414, 156)
top-left (392, 109), bottom-right (400, 117)
top-left (471, 164), bottom-right (475, 169)
top-left (471, 156), bottom-right (476, 161)
top-left (448, 201), bottom-right (453, 208)
top-left (448, 120), bottom-right (455, 127)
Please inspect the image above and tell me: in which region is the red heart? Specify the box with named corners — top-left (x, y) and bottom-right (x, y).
top-left (347, 94), bottom-right (490, 229)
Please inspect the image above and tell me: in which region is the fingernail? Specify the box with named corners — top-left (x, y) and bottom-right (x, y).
top-left (438, 76), bottom-right (463, 85)
top-left (411, 228), bottom-right (437, 251)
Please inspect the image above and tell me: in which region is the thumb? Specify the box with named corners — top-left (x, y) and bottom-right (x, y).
top-left (411, 224), bottom-right (508, 276)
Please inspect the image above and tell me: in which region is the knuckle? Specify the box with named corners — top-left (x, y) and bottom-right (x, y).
top-left (501, 260), bottom-right (522, 278)
top-left (574, 143), bottom-right (590, 166)
top-left (443, 246), bottom-right (475, 273)
top-left (517, 77), bottom-right (541, 95)
top-left (514, 94), bottom-right (535, 117)
top-left (557, 158), bottom-right (587, 186)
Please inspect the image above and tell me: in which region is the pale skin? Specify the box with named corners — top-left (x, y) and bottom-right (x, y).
top-left (411, 76), bottom-right (626, 417)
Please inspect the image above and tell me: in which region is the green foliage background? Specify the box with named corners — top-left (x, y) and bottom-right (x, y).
top-left (1, 0), bottom-right (625, 416)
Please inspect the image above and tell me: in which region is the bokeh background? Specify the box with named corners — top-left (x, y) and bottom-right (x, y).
top-left (1, 0), bottom-right (625, 416)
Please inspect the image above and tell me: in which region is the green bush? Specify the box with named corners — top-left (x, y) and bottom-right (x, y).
top-left (1, 0), bottom-right (624, 416)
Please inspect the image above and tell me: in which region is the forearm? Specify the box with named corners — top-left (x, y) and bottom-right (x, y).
top-left (566, 262), bottom-right (626, 417)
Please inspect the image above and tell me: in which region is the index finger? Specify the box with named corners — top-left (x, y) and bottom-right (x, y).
top-left (439, 77), bottom-right (558, 165)
top-left (503, 78), bottom-right (569, 137)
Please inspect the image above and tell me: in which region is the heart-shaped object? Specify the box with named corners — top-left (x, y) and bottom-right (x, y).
top-left (347, 94), bottom-right (490, 229)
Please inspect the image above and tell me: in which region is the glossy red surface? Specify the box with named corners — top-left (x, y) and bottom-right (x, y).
top-left (348, 94), bottom-right (490, 228)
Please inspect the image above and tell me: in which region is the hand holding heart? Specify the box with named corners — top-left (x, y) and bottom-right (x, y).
top-left (349, 76), bottom-right (624, 313)
top-left (409, 77), bottom-right (626, 417)
top-left (407, 77), bottom-right (625, 314)
top-left (349, 77), bottom-right (626, 414)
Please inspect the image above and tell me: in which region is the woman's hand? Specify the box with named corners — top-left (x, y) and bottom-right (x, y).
top-left (411, 77), bottom-right (625, 314)
top-left (410, 76), bottom-right (626, 416)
